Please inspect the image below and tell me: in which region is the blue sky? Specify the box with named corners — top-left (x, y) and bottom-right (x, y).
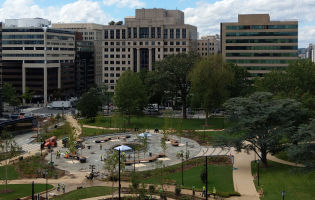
top-left (0, 0), bottom-right (314, 47)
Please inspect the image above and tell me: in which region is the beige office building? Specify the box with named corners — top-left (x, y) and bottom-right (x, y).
top-left (197, 35), bottom-right (220, 56)
top-left (221, 14), bottom-right (298, 76)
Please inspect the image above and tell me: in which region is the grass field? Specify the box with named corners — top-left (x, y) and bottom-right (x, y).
top-left (143, 164), bottom-right (234, 193)
top-left (0, 184), bottom-right (53, 200)
top-left (81, 127), bottom-right (119, 137)
top-left (52, 186), bottom-right (113, 200)
top-left (251, 161), bottom-right (315, 200)
top-left (80, 115), bottom-right (226, 130)
top-left (0, 165), bottom-right (19, 180)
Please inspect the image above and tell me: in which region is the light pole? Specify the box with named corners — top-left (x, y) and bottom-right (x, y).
top-left (118, 149), bottom-right (121, 200)
top-left (282, 190), bottom-right (286, 200)
top-left (256, 159), bottom-right (260, 186)
top-left (205, 156), bottom-right (208, 200)
top-left (181, 156), bottom-right (184, 185)
top-left (32, 181), bottom-right (34, 200)
top-left (50, 146), bottom-right (53, 170)
top-left (133, 149), bottom-right (136, 172)
top-left (45, 170), bottom-right (48, 200)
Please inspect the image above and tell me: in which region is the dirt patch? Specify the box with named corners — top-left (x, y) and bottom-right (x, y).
top-left (0, 189), bottom-right (14, 194)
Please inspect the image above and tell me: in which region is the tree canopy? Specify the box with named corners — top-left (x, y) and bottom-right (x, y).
top-left (223, 92), bottom-right (307, 166)
top-left (190, 55), bottom-right (233, 125)
top-left (114, 70), bottom-right (147, 123)
top-left (2, 82), bottom-right (21, 108)
top-left (154, 52), bottom-right (199, 119)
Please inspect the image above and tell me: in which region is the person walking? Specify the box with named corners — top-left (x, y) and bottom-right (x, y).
top-left (213, 186), bottom-right (216, 199)
top-left (100, 144), bottom-right (102, 150)
top-left (192, 185), bottom-right (195, 196)
top-left (202, 186), bottom-right (206, 197)
top-left (62, 184), bottom-right (65, 193)
top-left (57, 183), bottom-right (60, 192)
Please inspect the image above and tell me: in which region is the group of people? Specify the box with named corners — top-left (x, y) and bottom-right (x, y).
top-left (56, 150), bottom-right (62, 159)
top-left (202, 186), bottom-right (216, 198)
top-left (57, 183), bottom-right (66, 193)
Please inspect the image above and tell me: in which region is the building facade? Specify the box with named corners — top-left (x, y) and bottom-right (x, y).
top-left (197, 35), bottom-right (220, 56)
top-left (1, 19), bottom-right (75, 104)
top-left (102, 8), bottom-right (197, 90)
top-left (221, 14), bottom-right (298, 76)
top-left (0, 22), bottom-right (3, 115)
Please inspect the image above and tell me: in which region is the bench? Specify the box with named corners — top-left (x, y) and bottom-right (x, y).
top-left (171, 139), bottom-right (179, 146)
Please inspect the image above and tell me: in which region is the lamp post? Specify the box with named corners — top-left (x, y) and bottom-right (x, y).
top-left (50, 146), bottom-right (53, 170)
top-left (32, 181), bottom-right (34, 200)
top-left (181, 156), bottom-right (184, 185)
top-left (118, 149), bottom-right (121, 200)
top-left (205, 156), bottom-right (208, 200)
top-left (133, 149), bottom-right (136, 172)
top-left (282, 190), bottom-right (286, 200)
top-left (40, 136), bottom-right (43, 156)
top-left (45, 170), bottom-right (48, 200)
top-left (256, 159), bottom-right (260, 186)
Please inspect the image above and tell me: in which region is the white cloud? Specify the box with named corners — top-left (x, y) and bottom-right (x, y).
top-left (299, 26), bottom-right (315, 47)
top-left (103, 0), bottom-right (145, 8)
top-left (0, 0), bottom-right (114, 25)
top-left (184, 0), bottom-right (315, 47)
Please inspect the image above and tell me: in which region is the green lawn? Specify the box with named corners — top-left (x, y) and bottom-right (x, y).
top-left (0, 184), bottom-right (53, 200)
top-left (0, 165), bottom-right (19, 180)
top-left (251, 161), bottom-right (315, 200)
top-left (81, 115), bottom-right (226, 130)
top-left (81, 127), bottom-right (120, 137)
top-left (143, 164), bottom-right (234, 193)
top-left (52, 186), bottom-right (113, 200)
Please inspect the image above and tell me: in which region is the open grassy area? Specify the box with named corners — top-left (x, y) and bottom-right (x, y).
top-left (80, 115), bottom-right (226, 130)
top-left (251, 161), bottom-right (315, 200)
top-left (0, 165), bottom-right (19, 180)
top-left (52, 186), bottom-right (113, 200)
top-left (179, 130), bottom-right (223, 146)
top-left (81, 127), bottom-right (120, 137)
top-left (0, 184), bottom-right (53, 200)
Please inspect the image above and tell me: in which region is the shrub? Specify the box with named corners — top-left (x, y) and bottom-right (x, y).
top-left (175, 185), bottom-right (181, 196)
top-left (149, 185), bottom-right (155, 193)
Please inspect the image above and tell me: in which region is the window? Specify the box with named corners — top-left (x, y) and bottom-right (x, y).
top-left (116, 48), bottom-right (120, 52)
top-left (170, 42), bottom-right (174, 45)
top-left (122, 67), bottom-right (126, 71)
top-left (122, 61), bottom-right (126, 64)
top-left (176, 48), bottom-right (180, 52)
top-left (104, 54), bottom-right (109, 58)
top-left (105, 42), bottom-right (108, 45)
top-left (104, 30), bottom-right (108, 39)
top-left (176, 41), bottom-right (180, 45)
top-left (151, 27), bottom-right (155, 38)
top-left (170, 29), bottom-right (174, 39)
top-left (116, 61), bottom-right (120, 64)
top-left (110, 48), bottom-right (114, 52)
top-left (105, 67), bottom-right (109, 70)
top-left (122, 29), bottom-right (126, 39)
top-left (122, 48), bottom-right (125, 52)
top-left (110, 67), bottom-right (114, 70)
top-left (128, 28), bottom-right (131, 38)
top-left (182, 28), bottom-right (186, 39)
top-left (164, 29), bottom-right (168, 39)
top-left (170, 48), bottom-right (174, 52)
top-left (104, 48), bottom-right (108, 52)
top-left (157, 27), bottom-right (161, 38)
top-left (110, 30), bottom-right (114, 39)
top-left (104, 80), bottom-right (108, 83)
top-left (116, 29), bottom-right (120, 39)
top-left (110, 73), bottom-right (114, 77)
top-left (182, 41), bottom-right (186, 45)
top-left (110, 55), bottom-right (114, 58)
top-left (116, 55), bottom-right (120, 58)
top-left (116, 67), bottom-right (120, 70)
top-left (116, 73), bottom-right (120, 77)
top-left (105, 61), bottom-right (108, 64)
top-left (110, 61), bottom-right (114, 64)
top-left (133, 27), bottom-right (137, 38)
top-left (104, 73), bottom-right (108, 77)
top-left (110, 80), bottom-right (114, 83)
top-left (111, 42), bottom-right (114, 45)
top-left (176, 29), bottom-right (180, 39)
top-left (116, 42), bottom-right (120, 45)
top-left (152, 41), bottom-right (155, 45)
top-left (140, 27), bottom-right (149, 38)
top-left (164, 42), bottom-right (168, 45)
top-left (122, 54), bottom-right (126, 58)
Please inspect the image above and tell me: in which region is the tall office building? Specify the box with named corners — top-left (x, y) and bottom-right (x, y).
top-left (1, 18), bottom-right (75, 104)
top-left (197, 35), bottom-right (220, 56)
top-left (52, 23), bottom-right (103, 85)
top-left (103, 8), bottom-right (197, 90)
top-left (0, 22), bottom-right (3, 116)
top-left (221, 14), bottom-right (298, 76)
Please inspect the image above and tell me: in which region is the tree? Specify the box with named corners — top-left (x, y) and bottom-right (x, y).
top-left (190, 55), bottom-right (233, 125)
top-left (108, 21), bottom-right (115, 25)
top-left (114, 70), bottom-right (148, 124)
top-left (22, 87), bottom-right (34, 104)
top-left (0, 131), bottom-right (21, 192)
top-left (288, 119), bottom-right (315, 168)
top-left (227, 64), bottom-right (253, 97)
top-left (154, 52), bottom-right (199, 119)
top-left (115, 21), bottom-right (123, 25)
top-left (77, 87), bottom-right (105, 120)
top-left (2, 82), bottom-right (21, 109)
top-left (223, 92), bottom-right (307, 166)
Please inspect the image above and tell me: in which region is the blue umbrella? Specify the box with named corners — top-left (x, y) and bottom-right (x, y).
top-left (114, 145), bottom-right (132, 151)
top-left (138, 132), bottom-right (152, 137)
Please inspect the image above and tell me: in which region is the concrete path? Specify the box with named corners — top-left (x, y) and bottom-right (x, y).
top-left (65, 114), bottom-right (82, 137)
top-left (268, 154), bottom-right (305, 167)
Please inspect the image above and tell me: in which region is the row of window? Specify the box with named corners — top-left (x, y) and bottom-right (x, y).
top-left (226, 31), bottom-right (298, 37)
top-left (226, 24), bottom-right (298, 30)
top-left (2, 54), bottom-right (44, 57)
top-left (105, 54), bottom-right (128, 58)
top-left (104, 60), bottom-right (129, 65)
top-left (245, 66), bottom-right (287, 70)
top-left (104, 73), bottom-right (121, 78)
top-left (226, 59), bottom-right (291, 64)
top-left (104, 67), bottom-right (129, 71)
top-left (21, 60), bottom-right (74, 63)
top-left (226, 46), bottom-right (297, 50)
top-left (226, 38), bottom-right (298, 43)
top-left (2, 34), bottom-right (44, 39)
top-left (47, 35), bottom-right (74, 41)
top-left (2, 40), bottom-right (44, 44)
top-left (226, 52), bottom-right (297, 57)
top-left (2, 47), bottom-right (74, 51)
top-left (199, 42), bottom-right (216, 46)
top-left (104, 41), bottom-right (187, 46)
top-left (104, 28), bottom-right (186, 39)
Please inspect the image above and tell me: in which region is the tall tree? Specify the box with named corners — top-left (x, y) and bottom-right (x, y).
top-left (154, 52), bottom-right (199, 119)
top-left (2, 82), bottom-right (21, 109)
top-left (227, 63), bottom-right (253, 97)
top-left (114, 70), bottom-right (147, 124)
top-left (22, 87), bottom-right (34, 104)
top-left (288, 119), bottom-right (315, 168)
top-left (190, 55), bottom-right (233, 125)
top-left (223, 92), bottom-right (307, 166)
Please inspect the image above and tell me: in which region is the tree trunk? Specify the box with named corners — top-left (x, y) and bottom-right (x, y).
top-left (182, 98), bottom-right (187, 119)
top-left (205, 110), bottom-right (209, 126)
top-left (261, 149), bottom-right (268, 166)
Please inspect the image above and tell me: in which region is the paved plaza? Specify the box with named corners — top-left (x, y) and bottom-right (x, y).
top-left (45, 132), bottom-right (201, 174)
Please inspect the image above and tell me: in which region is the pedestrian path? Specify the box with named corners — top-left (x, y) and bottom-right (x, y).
top-left (195, 146), bottom-right (231, 157)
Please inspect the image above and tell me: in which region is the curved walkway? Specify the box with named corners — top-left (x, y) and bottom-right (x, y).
top-left (65, 114), bottom-right (82, 137)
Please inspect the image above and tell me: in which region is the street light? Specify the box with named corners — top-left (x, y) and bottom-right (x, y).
top-left (181, 156), bottom-right (184, 185)
top-left (256, 159), bottom-right (260, 186)
top-left (118, 149), bottom-right (121, 200)
top-left (282, 190), bottom-right (286, 200)
top-left (205, 156), bottom-right (208, 200)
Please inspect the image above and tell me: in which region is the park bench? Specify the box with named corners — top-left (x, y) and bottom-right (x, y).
top-left (170, 139), bottom-right (179, 146)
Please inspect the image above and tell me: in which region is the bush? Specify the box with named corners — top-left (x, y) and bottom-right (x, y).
top-left (131, 174), bottom-right (139, 190)
top-left (175, 185), bottom-right (181, 196)
top-left (149, 185), bottom-right (155, 193)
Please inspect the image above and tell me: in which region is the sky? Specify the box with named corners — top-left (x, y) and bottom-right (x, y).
top-left (0, 0), bottom-right (314, 48)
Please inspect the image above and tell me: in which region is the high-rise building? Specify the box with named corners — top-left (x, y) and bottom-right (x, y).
top-left (221, 14), bottom-right (298, 76)
top-left (0, 22), bottom-right (3, 116)
top-left (197, 35), bottom-right (220, 56)
top-left (102, 8), bottom-right (197, 90)
top-left (1, 18), bottom-right (75, 104)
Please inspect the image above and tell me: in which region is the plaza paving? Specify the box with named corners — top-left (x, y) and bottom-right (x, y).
top-left (45, 132), bottom-right (201, 174)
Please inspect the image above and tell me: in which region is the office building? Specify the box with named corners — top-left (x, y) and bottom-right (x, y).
top-left (197, 35), bottom-right (220, 56)
top-left (1, 18), bottom-right (75, 104)
top-left (221, 14), bottom-right (298, 76)
top-left (0, 22), bottom-right (3, 115)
